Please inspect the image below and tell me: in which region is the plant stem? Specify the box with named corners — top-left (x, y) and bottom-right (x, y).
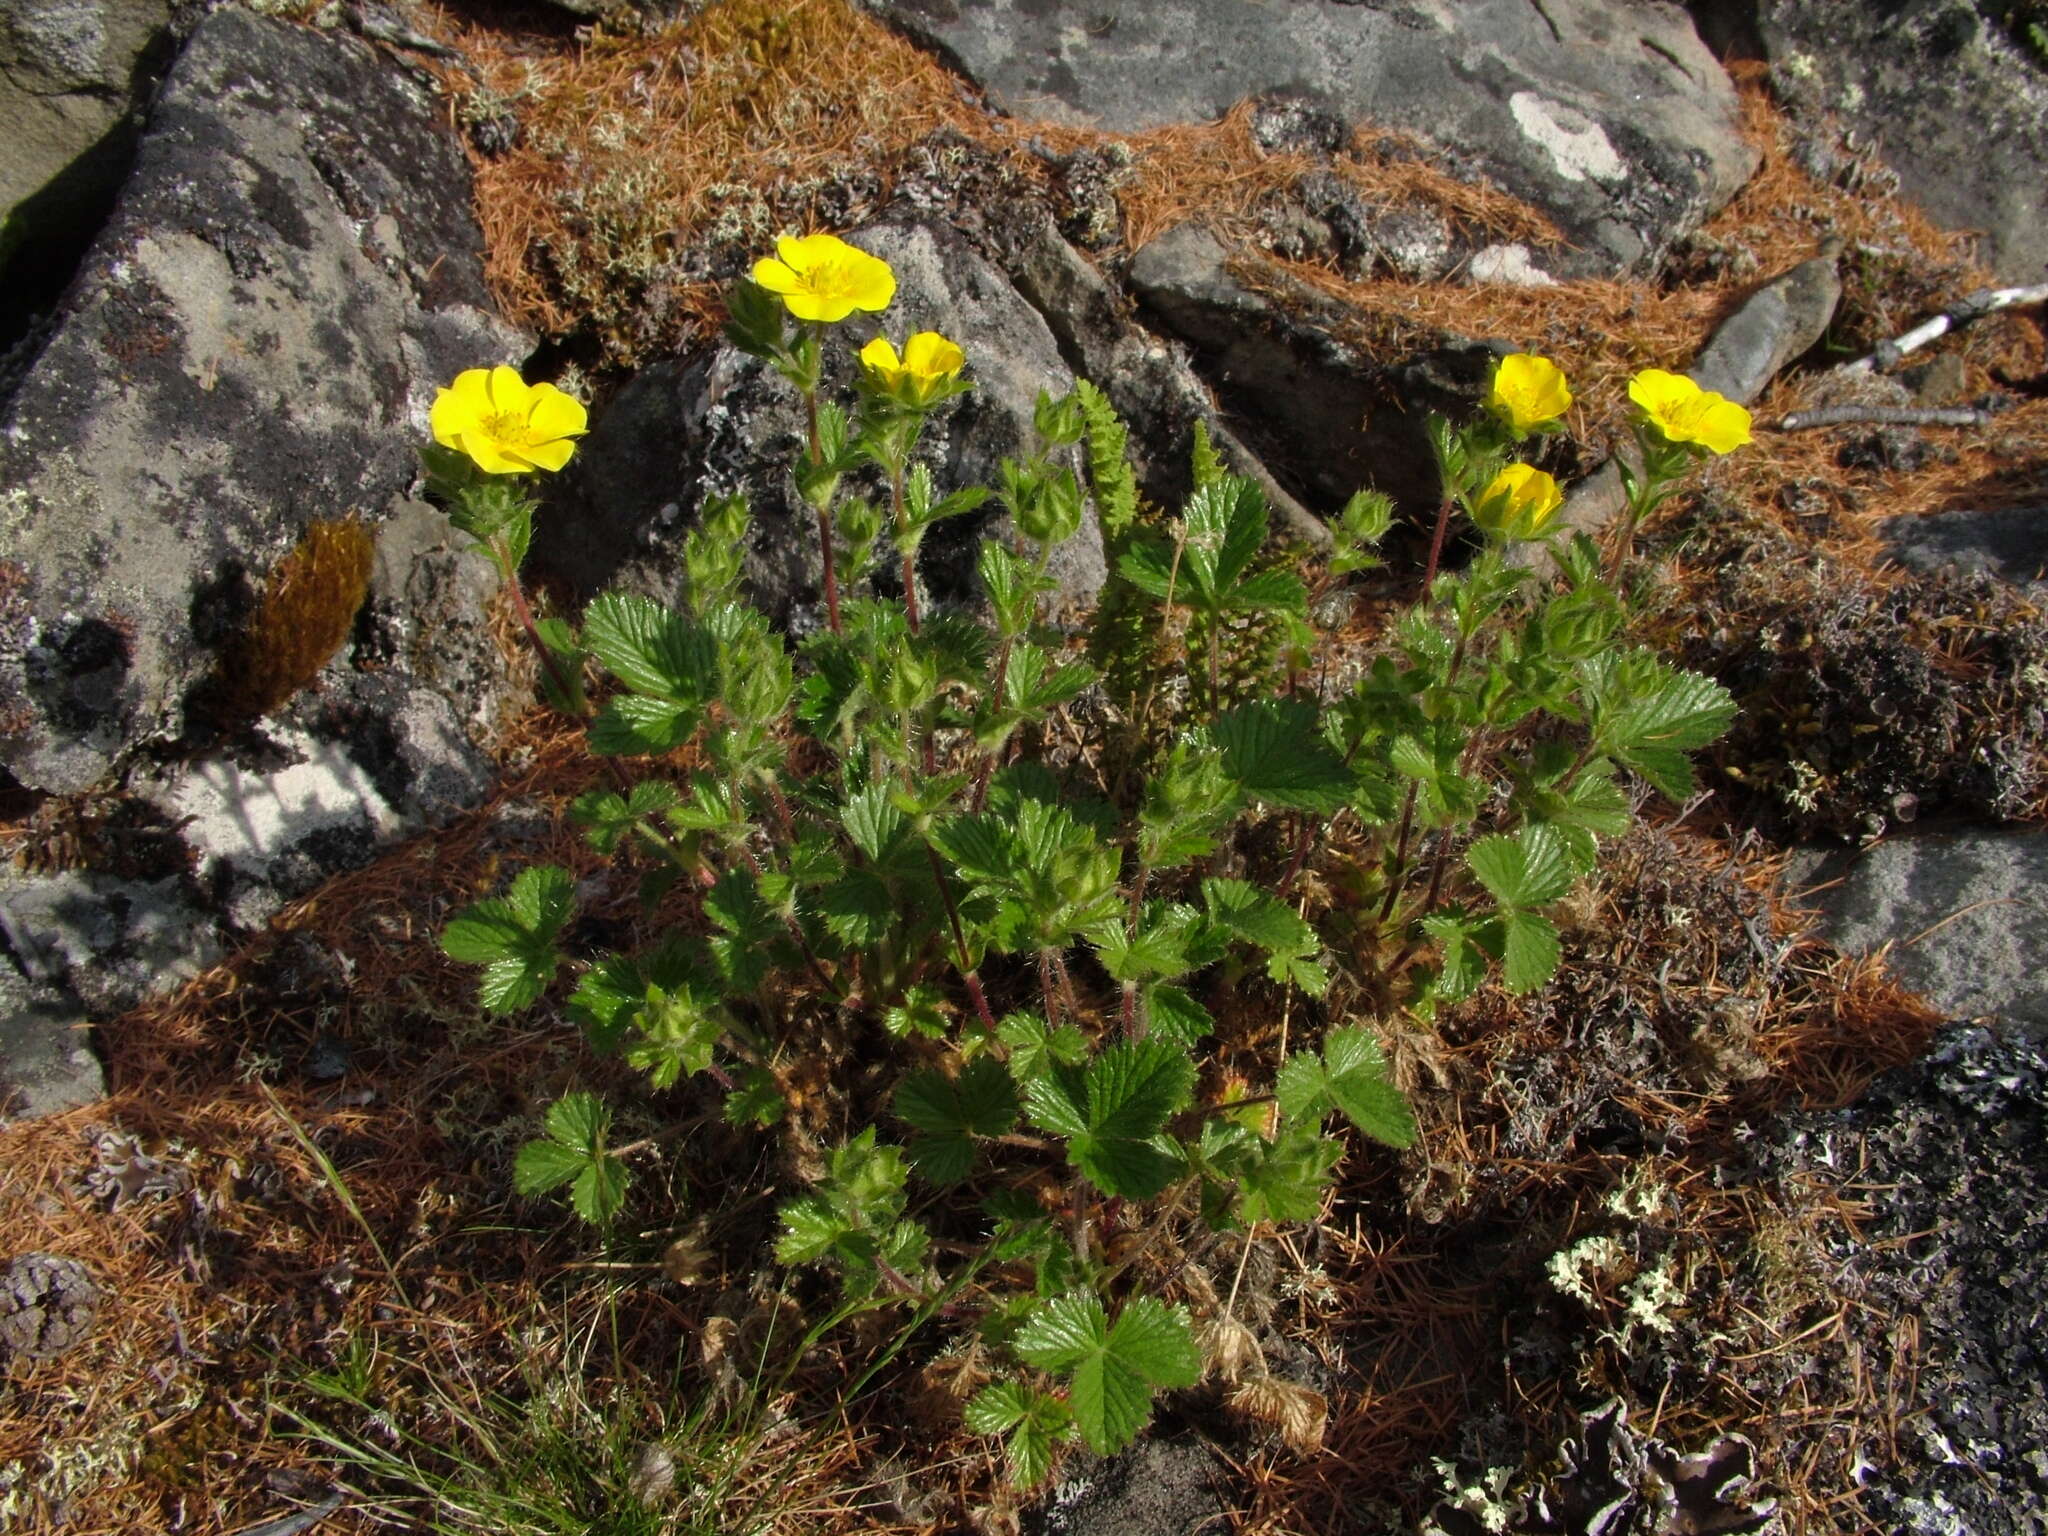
top-left (1420, 492), bottom-right (1455, 593)
top-left (803, 382), bottom-right (842, 636)
top-left (923, 839), bottom-right (998, 1031)
top-left (891, 460), bottom-right (920, 635)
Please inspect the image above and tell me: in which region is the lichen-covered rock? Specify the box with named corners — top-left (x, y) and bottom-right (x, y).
top-left (545, 219), bottom-right (1104, 627)
top-left (0, 5), bottom-right (526, 796)
top-left (1757, 0), bottom-right (2048, 285)
top-left (1749, 1028), bottom-right (2048, 1535)
top-left (869, 0), bottom-right (1756, 275)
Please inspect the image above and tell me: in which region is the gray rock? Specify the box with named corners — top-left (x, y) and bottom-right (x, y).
top-left (0, 964), bottom-right (102, 1119)
top-left (1784, 828), bottom-right (2048, 1039)
top-left (0, 5), bottom-right (527, 796)
top-left (0, 0), bottom-right (179, 276)
top-left (1884, 506), bottom-right (2048, 593)
top-left (870, 0), bottom-right (1756, 274)
top-left (1757, 0), bottom-right (2048, 285)
top-left (1001, 214), bottom-right (1328, 548)
top-left (1688, 244), bottom-right (1842, 404)
top-left (1127, 224), bottom-right (1500, 513)
top-left (545, 220), bottom-right (1105, 627)
top-left (1029, 1435), bottom-right (1228, 1536)
top-left (0, 865), bottom-right (218, 1020)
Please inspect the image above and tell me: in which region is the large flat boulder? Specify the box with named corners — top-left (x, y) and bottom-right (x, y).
top-left (0, 5), bottom-right (523, 797)
top-left (0, 9), bottom-right (528, 1119)
top-left (869, 0), bottom-right (1755, 274)
top-left (1786, 828), bottom-right (2048, 1040)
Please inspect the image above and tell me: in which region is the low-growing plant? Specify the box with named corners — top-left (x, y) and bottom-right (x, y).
top-left (425, 238), bottom-right (1741, 1487)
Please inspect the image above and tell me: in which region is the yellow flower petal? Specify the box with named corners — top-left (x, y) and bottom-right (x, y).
top-left (752, 256), bottom-right (800, 295)
top-left (1695, 398), bottom-right (1752, 454)
top-left (516, 436), bottom-right (578, 473)
top-left (525, 385), bottom-right (588, 442)
top-left (485, 365), bottom-right (531, 416)
top-left (1629, 368), bottom-right (1750, 454)
top-left (902, 331), bottom-right (964, 381)
top-left (1486, 353), bottom-right (1572, 434)
top-left (860, 335), bottom-right (903, 376)
top-left (1471, 462), bottom-right (1563, 540)
top-left (458, 429), bottom-right (530, 476)
top-left (752, 233), bottom-right (896, 324)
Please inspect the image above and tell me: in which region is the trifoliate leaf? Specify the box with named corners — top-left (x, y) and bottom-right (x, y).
top-left (965, 1381), bottom-right (1071, 1488)
top-left (1233, 1122), bottom-right (1345, 1225)
top-left (1213, 698), bottom-right (1352, 812)
top-left (441, 866), bottom-right (574, 1015)
top-left (1420, 911), bottom-right (1489, 1004)
top-left (1275, 1029), bottom-right (1416, 1149)
top-left (999, 1012), bottom-right (1090, 1080)
top-left (1014, 1293), bottom-right (1201, 1456)
top-left (1024, 1040), bottom-right (1194, 1200)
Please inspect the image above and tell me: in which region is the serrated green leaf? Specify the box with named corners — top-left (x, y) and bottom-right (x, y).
top-left (1203, 877), bottom-right (1318, 960)
top-left (1086, 1039), bottom-right (1195, 1142)
top-left (589, 694), bottom-right (699, 756)
top-left (1143, 984), bottom-right (1213, 1048)
top-left (570, 1155), bottom-right (628, 1224)
top-left (583, 591), bottom-right (715, 703)
top-left (1233, 1122), bottom-right (1345, 1224)
top-left (513, 1137), bottom-right (586, 1197)
top-left (819, 869), bottom-right (897, 947)
top-left (999, 1013), bottom-right (1089, 1080)
top-left (1015, 1293), bottom-right (1200, 1456)
top-left (1466, 824), bottom-right (1574, 910)
top-left (1277, 1029), bottom-right (1416, 1149)
top-left (1500, 910), bottom-right (1561, 994)
top-left (1420, 911), bottom-right (1488, 1003)
top-left (543, 1091), bottom-right (608, 1154)
top-left (1214, 698), bottom-right (1352, 812)
top-left (1225, 568), bottom-right (1308, 615)
top-left (723, 1067), bottom-right (784, 1127)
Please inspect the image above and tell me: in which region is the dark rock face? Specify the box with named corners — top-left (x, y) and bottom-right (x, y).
top-left (1756, 0), bottom-right (2048, 285)
top-left (1752, 1028), bottom-right (2048, 1536)
top-left (544, 219), bottom-right (1105, 628)
top-left (1127, 224), bottom-right (1501, 513)
top-left (0, 5), bottom-right (525, 797)
top-left (869, 0), bottom-right (1755, 275)
top-left (0, 0), bottom-right (182, 319)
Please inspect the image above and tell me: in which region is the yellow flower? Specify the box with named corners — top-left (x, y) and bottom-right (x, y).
top-left (430, 366), bottom-right (587, 475)
top-left (1627, 368), bottom-right (1752, 454)
top-left (1471, 462), bottom-right (1564, 540)
top-left (859, 330), bottom-right (966, 405)
top-left (1485, 353), bottom-right (1573, 435)
top-left (752, 233), bottom-right (897, 324)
